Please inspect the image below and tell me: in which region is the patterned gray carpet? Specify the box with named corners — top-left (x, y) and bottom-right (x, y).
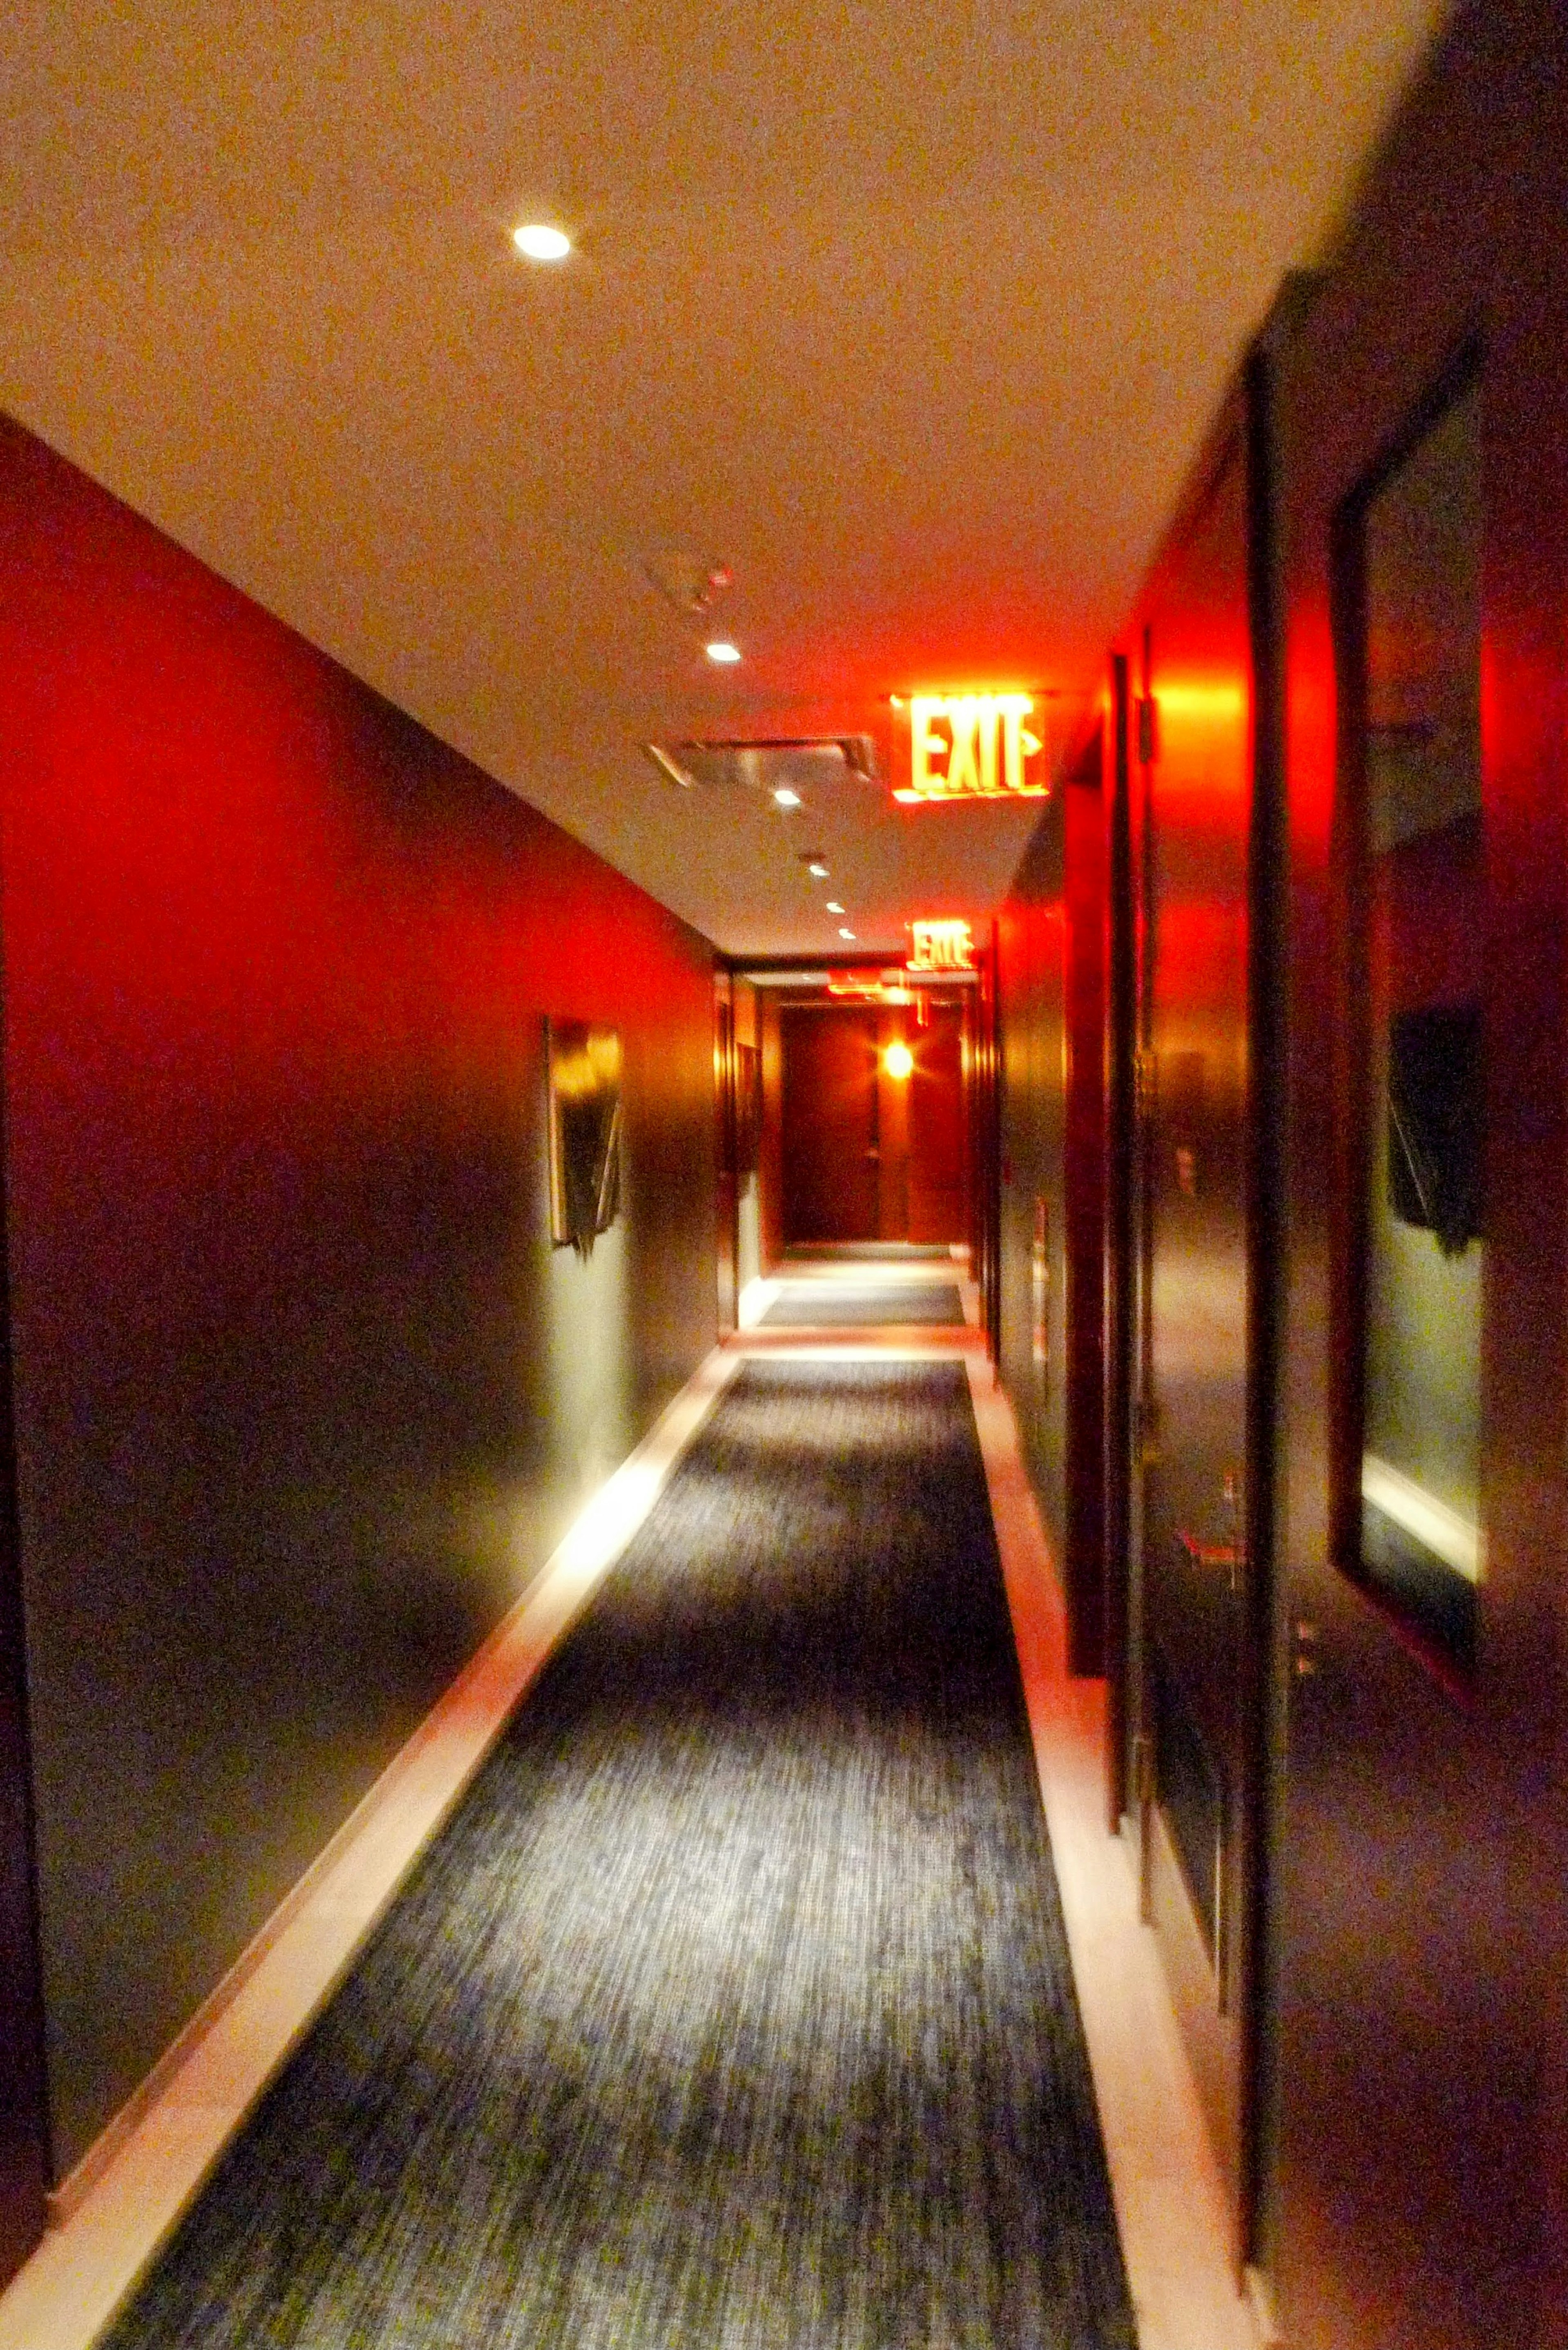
top-left (102, 1362), bottom-right (1136, 2349)
top-left (760, 1285), bottom-right (966, 1327)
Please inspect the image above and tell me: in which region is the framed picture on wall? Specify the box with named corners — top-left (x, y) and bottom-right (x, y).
top-left (546, 1020), bottom-right (622, 1258)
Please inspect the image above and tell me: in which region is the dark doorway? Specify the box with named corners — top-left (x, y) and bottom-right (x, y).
top-left (780, 1008), bottom-right (881, 1244)
top-left (779, 1000), bottom-right (971, 1252)
top-left (907, 1006), bottom-right (967, 1244)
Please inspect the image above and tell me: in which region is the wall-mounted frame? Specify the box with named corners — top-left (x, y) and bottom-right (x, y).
top-left (546, 1020), bottom-right (622, 1258)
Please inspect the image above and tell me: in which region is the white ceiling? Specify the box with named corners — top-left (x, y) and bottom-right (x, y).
top-left (0, 0), bottom-right (1451, 956)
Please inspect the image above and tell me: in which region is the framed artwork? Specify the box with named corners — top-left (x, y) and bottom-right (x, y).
top-left (546, 1020), bottom-right (622, 1258)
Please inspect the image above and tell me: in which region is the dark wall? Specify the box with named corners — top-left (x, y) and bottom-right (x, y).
top-left (0, 416), bottom-right (718, 2178)
top-left (997, 745), bottom-right (1106, 1669)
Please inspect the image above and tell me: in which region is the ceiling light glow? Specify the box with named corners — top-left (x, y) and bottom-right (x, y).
top-left (884, 1042), bottom-right (914, 1079)
top-left (808, 859), bottom-right (829, 877)
top-left (838, 926), bottom-right (856, 940)
top-left (826, 901), bottom-right (845, 914)
top-left (513, 224), bottom-right (571, 261)
top-left (773, 787), bottom-right (801, 808)
top-left (706, 640), bottom-right (742, 664)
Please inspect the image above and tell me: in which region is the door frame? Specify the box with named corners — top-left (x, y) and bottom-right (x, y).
top-left (1102, 655), bottom-right (1136, 1833)
top-left (713, 967), bottom-right (738, 1335)
top-left (1107, 305), bottom-right (1295, 2281)
top-left (0, 1069), bottom-right (50, 2282)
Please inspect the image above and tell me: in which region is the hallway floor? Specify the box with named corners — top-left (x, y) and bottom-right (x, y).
top-left (2, 1259), bottom-right (1259, 2350)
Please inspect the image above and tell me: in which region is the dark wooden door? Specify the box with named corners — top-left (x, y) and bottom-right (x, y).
top-left (714, 972), bottom-right (737, 1333)
top-left (1281, 363), bottom-right (1539, 2350)
top-left (0, 1563), bottom-right (47, 2285)
top-left (780, 1007), bottom-right (881, 1244)
top-left (1131, 424), bottom-right (1256, 2226)
top-left (1272, 13), bottom-right (1568, 2342)
top-left (907, 1007), bottom-right (966, 1243)
top-left (0, 1257), bottom-right (48, 2284)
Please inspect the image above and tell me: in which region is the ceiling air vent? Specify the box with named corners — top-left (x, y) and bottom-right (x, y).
top-left (644, 737), bottom-right (880, 796)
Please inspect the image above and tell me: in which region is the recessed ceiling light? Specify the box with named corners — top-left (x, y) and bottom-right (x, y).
top-left (513, 224), bottom-right (571, 261)
top-left (826, 900), bottom-right (845, 914)
top-left (773, 787), bottom-right (801, 808)
top-left (839, 926), bottom-right (856, 941)
top-left (806, 858), bottom-right (829, 878)
top-left (705, 640), bottom-right (742, 664)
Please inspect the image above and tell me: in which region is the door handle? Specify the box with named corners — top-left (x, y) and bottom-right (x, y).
top-left (864, 1147), bottom-right (881, 1160)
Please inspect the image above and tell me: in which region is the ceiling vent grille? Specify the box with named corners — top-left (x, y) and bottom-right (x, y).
top-left (644, 737), bottom-right (880, 794)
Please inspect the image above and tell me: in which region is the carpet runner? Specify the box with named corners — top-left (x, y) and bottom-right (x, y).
top-left (102, 1361), bottom-right (1135, 2349)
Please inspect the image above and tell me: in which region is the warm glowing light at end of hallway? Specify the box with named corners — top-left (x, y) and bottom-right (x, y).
top-left (513, 224), bottom-right (571, 261)
top-left (884, 1041), bottom-right (914, 1079)
top-left (706, 640), bottom-right (742, 664)
top-left (894, 692), bottom-right (1049, 802)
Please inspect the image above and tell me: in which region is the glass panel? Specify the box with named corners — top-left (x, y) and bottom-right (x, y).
top-left (1359, 386), bottom-right (1483, 1672)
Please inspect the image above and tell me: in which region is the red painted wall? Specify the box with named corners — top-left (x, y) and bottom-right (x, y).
top-left (0, 415), bottom-right (718, 2179)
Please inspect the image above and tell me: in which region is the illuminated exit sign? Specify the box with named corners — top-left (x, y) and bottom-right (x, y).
top-left (893, 693), bottom-right (1048, 804)
top-left (908, 919), bottom-right (976, 974)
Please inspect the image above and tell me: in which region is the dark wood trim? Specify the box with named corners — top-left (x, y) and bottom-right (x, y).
top-left (1238, 318), bottom-right (1290, 2277)
top-left (1102, 654), bottom-right (1135, 1831)
top-left (1325, 488), bottom-right (1371, 1586)
top-left (713, 970), bottom-right (739, 1334)
top-left (982, 925), bottom-right (1003, 1363)
top-left (0, 965), bottom-right (52, 2279)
